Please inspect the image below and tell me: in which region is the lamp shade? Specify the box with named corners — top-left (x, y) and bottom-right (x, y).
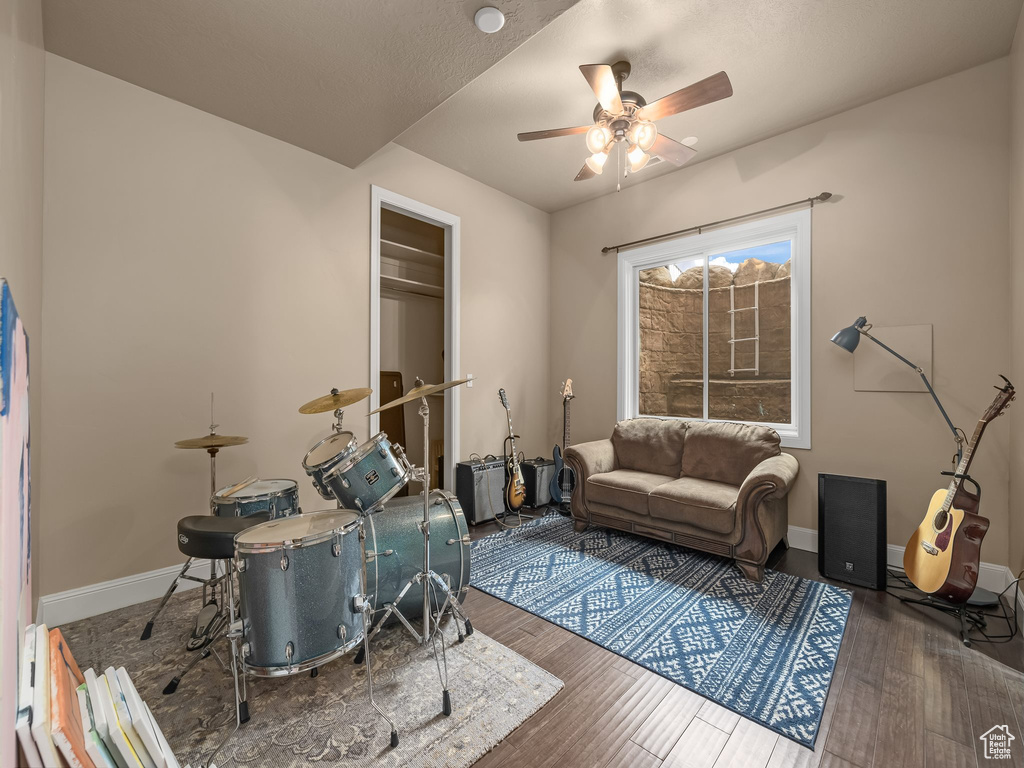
top-left (831, 317), bottom-right (868, 352)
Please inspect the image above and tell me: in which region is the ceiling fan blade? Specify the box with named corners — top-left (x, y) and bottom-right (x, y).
top-left (517, 125), bottom-right (591, 142)
top-left (638, 71), bottom-right (733, 122)
top-left (574, 162), bottom-right (597, 182)
top-left (650, 134), bottom-right (698, 166)
top-left (580, 64), bottom-right (624, 116)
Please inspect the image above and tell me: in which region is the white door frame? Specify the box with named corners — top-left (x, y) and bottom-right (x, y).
top-left (370, 185), bottom-right (461, 489)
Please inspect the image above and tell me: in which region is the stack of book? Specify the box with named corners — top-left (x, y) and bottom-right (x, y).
top-left (14, 624), bottom-right (184, 768)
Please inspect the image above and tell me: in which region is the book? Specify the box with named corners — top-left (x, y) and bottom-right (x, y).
top-left (15, 623), bottom-right (42, 768)
top-left (77, 683), bottom-right (117, 768)
top-left (49, 627), bottom-right (95, 767)
top-left (115, 669), bottom-right (164, 768)
top-left (105, 668), bottom-right (154, 768)
top-left (30, 625), bottom-right (64, 768)
top-left (93, 674), bottom-right (137, 768)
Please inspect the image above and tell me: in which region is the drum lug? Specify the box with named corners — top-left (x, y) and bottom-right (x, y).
top-left (355, 498), bottom-right (364, 511)
top-left (280, 554), bottom-right (289, 571)
top-left (391, 467), bottom-right (400, 477)
top-left (378, 447), bottom-right (388, 458)
top-left (337, 625), bottom-right (347, 641)
top-left (235, 557), bottom-right (247, 573)
top-left (227, 620), bottom-right (244, 640)
top-left (241, 642), bottom-right (251, 658)
top-left (340, 477), bottom-right (351, 490)
top-left (332, 542), bottom-right (341, 557)
top-left (285, 641), bottom-right (294, 671)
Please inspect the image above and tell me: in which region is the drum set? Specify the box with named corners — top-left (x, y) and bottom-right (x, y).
top-left (165, 382), bottom-right (474, 764)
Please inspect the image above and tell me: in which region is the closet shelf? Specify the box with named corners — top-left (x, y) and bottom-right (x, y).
top-left (381, 238), bottom-right (444, 268)
top-left (381, 274), bottom-right (443, 299)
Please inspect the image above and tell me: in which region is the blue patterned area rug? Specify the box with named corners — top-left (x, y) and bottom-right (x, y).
top-left (470, 515), bottom-right (852, 747)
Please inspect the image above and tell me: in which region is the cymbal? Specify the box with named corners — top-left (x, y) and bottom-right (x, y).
top-left (369, 379), bottom-right (469, 415)
top-left (299, 387), bottom-right (372, 415)
top-left (175, 433), bottom-right (249, 450)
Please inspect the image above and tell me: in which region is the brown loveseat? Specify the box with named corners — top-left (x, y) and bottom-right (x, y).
top-left (563, 418), bottom-right (799, 581)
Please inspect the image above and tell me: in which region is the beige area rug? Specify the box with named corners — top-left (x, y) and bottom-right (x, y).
top-left (60, 589), bottom-right (562, 767)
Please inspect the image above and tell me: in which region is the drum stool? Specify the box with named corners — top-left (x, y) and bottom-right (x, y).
top-left (158, 514), bottom-right (268, 710)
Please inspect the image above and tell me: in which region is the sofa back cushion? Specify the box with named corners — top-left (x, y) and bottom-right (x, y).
top-left (611, 418), bottom-right (687, 477)
top-left (680, 421), bottom-right (781, 486)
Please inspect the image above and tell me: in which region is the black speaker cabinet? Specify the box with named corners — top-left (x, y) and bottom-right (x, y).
top-left (818, 474), bottom-right (887, 589)
top-left (456, 456), bottom-right (506, 525)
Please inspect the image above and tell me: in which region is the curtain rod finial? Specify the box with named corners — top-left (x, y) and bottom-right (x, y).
top-left (818, 192), bottom-right (832, 201)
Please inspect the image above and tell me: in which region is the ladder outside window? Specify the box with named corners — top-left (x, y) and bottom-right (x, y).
top-left (728, 282), bottom-right (759, 377)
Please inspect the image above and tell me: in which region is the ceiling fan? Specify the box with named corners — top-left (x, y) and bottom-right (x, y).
top-left (517, 61), bottom-right (732, 181)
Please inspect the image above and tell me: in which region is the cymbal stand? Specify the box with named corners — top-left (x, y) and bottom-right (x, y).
top-left (363, 388), bottom-right (473, 717)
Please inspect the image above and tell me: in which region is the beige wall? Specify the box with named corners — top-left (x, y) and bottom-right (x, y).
top-left (0, 0), bottom-right (43, 597)
top-left (551, 60), bottom-right (1014, 566)
top-left (40, 54), bottom-right (551, 595)
top-left (1010, 10), bottom-right (1024, 578)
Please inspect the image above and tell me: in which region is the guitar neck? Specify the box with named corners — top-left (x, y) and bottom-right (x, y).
top-left (563, 398), bottom-right (571, 448)
top-left (942, 418), bottom-right (987, 509)
top-left (505, 408), bottom-right (519, 465)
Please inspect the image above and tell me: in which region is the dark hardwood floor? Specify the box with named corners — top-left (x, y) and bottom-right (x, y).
top-left (465, 511), bottom-right (1024, 768)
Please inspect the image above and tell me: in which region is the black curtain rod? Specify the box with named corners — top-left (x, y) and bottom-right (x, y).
top-left (600, 192), bottom-right (833, 254)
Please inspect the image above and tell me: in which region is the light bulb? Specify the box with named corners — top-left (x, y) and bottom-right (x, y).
top-left (628, 144), bottom-right (650, 172)
top-left (586, 125), bottom-right (610, 154)
top-left (628, 121), bottom-right (657, 151)
top-left (585, 151), bottom-right (608, 175)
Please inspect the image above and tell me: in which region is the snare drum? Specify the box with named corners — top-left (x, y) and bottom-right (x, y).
top-left (365, 490), bottom-right (470, 626)
top-left (212, 479), bottom-right (300, 519)
top-left (322, 432), bottom-right (412, 514)
top-left (302, 431), bottom-right (358, 500)
top-left (234, 510), bottom-right (364, 676)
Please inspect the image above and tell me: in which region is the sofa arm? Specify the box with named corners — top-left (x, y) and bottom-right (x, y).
top-left (563, 440), bottom-right (616, 527)
top-left (738, 453), bottom-right (799, 503)
top-left (564, 439), bottom-right (616, 480)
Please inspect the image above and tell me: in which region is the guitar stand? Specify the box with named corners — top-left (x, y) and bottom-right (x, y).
top-left (895, 590), bottom-right (1000, 648)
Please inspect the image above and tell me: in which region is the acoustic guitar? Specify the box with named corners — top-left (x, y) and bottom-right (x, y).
top-left (498, 388), bottom-right (527, 512)
top-left (903, 376), bottom-right (1015, 603)
top-left (549, 379), bottom-right (576, 509)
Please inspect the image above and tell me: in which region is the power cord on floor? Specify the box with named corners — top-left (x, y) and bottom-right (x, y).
top-left (886, 566), bottom-right (1021, 644)
top-left (468, 452), bottom-right (525, 529)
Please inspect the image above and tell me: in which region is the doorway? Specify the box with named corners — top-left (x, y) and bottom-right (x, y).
top-left (370, 186), bottom-right (460, 490)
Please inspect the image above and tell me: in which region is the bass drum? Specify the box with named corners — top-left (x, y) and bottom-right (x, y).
top-left (365, 490), bottom-right (470, 627)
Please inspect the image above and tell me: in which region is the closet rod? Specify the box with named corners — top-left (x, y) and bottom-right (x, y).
top-left (600, 192), bottom-right (833, 254)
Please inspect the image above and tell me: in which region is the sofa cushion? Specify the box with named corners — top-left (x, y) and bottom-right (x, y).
top-left (611, 418), bottom-right (686, 477)
top-left (680, 421), bottom-right (781, 486)
top-left (648, 477), bottom-right (739, 535)
top-left (587, 470), bottom-right (675, 516)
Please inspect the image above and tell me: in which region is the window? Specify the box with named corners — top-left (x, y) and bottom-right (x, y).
top-left (617, 209), bottom-right (811, 449)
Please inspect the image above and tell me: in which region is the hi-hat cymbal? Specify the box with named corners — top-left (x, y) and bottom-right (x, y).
top-left (175, 434), bottom-right (249, 450)
top-left (369, 379), bottom-right (469, 415)
top-left (299, 387), bottom-right (372, 415)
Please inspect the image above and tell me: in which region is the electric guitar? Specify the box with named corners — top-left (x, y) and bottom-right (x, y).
top-left (903, 376), bottom-right (1015, 603)
top-left (549, 379), bottom-right (576, 509)
top-left (498, 388), bottom-right (527, 512)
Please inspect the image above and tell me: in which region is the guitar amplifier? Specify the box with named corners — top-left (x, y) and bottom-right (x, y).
top-left (818, 474), bottom-right (887, 589)
top-left (455, 456), bottom-right (506, 525)
top-left (521, 457), bottom-right (555, 508)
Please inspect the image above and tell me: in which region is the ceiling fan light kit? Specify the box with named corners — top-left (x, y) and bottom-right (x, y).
top-left (517, 61), bottom-right (733, 183)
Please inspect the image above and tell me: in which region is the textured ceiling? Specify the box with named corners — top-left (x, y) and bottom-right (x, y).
top-left (41, 0), bottom-right (582, 168)
top-left (397, 0), bottom-right (1024, 212)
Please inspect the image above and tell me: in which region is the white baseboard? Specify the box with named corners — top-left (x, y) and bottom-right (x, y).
top-left (37, 558), bottom-right (211, 627)
top-left (787, 525), bottom-right (1016, 598)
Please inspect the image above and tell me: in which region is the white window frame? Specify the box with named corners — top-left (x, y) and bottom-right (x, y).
top-left (617, 208), bottom-right (811, 449)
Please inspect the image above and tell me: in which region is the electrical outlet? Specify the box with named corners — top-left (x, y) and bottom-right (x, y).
top-left (466, 373), bottom-right (474, 388)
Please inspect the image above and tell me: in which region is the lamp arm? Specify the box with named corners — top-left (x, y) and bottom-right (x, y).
top-left (863, 331), bottom-right (963, 464)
